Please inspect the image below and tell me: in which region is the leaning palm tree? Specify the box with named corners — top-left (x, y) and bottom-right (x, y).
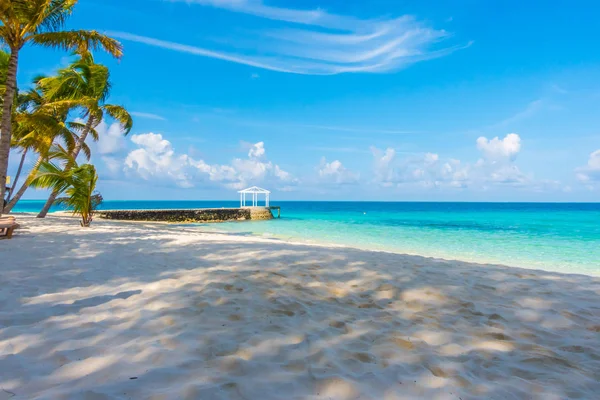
top-left (3, 112), bottom-right (93, 213)
top-left (36, 53), bottom-right (132, 217)
top-left (0, 0), bottom-right (123, 212)
top-left (2, 80), bottom-right (93, 213)
top-left (5, 81), bottom-right (64, 203)
top-left (30, 146), bottom-right (101, 227)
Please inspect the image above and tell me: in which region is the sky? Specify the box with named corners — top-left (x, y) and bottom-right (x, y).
top-left (10, 0), bottom-right (600, 201)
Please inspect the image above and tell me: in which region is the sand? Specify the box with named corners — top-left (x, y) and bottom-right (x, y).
top-left (1, 214), bottom-right (599, 400)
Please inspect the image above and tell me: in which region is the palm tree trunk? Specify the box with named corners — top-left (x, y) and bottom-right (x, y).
top-left (37, 116), bottom-right (95, 218)
top-left (6, 147), bottom-right (28, 203)
top-left (2, 155), bottom-right (41, 214)
top-left (0, 51), bottom-right (19, 214)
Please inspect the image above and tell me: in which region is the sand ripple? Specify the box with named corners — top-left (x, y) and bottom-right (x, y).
top-left (1, 215), bottom-right (599, 399)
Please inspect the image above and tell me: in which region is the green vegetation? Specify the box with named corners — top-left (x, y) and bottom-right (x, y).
top-left (30, 147), bottom-right (101, 227)
top-left (0, 1), bottom-right (130, 225)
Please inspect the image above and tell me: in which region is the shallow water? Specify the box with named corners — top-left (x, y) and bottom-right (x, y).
top-left (15, 200), bottom-right (600, 275)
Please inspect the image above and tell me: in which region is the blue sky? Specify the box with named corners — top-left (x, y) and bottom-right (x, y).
top-left (11, 0), bottom-right (600, 201)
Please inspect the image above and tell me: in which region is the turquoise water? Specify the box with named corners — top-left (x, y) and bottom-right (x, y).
top-left (13, 200), bottom-right (600, 276)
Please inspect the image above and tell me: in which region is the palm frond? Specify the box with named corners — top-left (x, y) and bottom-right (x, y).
top-left (0, 25), bottom-right (12, 49)
top-left (47, 143), bottom-right (75, 163)
top-left (29, 158), bottom-right (73, 194)
top-left (17, 85), bottom-right (45, 111)
top-left (86, 124), bottom-right (99, 142)
top-left (31, 30), bottom-right (123, 58)
top-left (38, 67), bottom-right (88, 100)
top-left (34, 0), bottom-right (78, 34)
top-left (67, 120), bottom-right (86, 131)
top-left (79, 140), bottom-right (91, 160)
top-left (0, 2), bottom-right (18, 32)
top-left (53, 163), bottom-right (100, 226)
top-left (40, 97), bottom-right (96, 116)
top-left (0, 49), bottom-right (9, 83)
top-left (0, 48), bottom-right (10, 107)
top-left (82, 60), bottom-right (110, 101)
top-left (68, 120), bottom-right (98, 143)
top-left (103, 104), bottom-right (133, 134)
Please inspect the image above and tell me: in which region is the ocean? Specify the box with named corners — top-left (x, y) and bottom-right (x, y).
top-left (13, 200), bottom-right (600, 276)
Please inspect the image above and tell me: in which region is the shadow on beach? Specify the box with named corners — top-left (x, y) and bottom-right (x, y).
top-left (1, 215), bottom-right (599, 399)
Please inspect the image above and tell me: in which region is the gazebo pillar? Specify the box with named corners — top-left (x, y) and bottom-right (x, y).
top-left (237, 187), bottom-right (272, 209)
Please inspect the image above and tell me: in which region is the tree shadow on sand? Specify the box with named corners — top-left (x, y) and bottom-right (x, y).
top-left (1, 216), bottom-right (599, 399)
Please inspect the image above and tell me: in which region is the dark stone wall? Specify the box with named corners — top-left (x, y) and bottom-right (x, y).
top-left (98, 208), bottom-right (272, 223)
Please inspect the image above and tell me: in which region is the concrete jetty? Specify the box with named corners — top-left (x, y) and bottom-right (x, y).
top-left (98, 207), bottom-right (280, 223)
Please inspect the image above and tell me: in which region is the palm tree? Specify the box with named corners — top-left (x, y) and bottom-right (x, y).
top-left (0, 48), bottom-right (13, 207)
top-left (36, 53), bottom-right (132, 217)
top-left (30, 146), bottom-right (101, 227)
top-left (5, 81), bottom-right (57, 204)
top-left (2, 84), bottom-right (93, 213)
top-left (0, 0), bottom-right (123, 212)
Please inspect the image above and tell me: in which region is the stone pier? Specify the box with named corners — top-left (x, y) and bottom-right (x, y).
top-left (98, 207), bottom-right (277, 223)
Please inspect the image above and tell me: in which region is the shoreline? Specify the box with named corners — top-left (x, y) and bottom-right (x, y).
top-left (9, 201), bottom-right (600, 278)
top-left (11, 211), bottom-right (600, 278)
top-left (208, 226), bottom-right (600, 278)
top-left (2, 214), bottom-right (600, 399)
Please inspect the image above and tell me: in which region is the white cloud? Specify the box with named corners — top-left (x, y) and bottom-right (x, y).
top-left (129, 133), bottom-right (171, 153)
top-left (476, 133), bottom-right (521, 161)
top-left (101, 156), bottom-right (122, 174)
top-left (485, 164), bottom-right (529, 185)
top-left (96, 120), bottom-right (127, 155)
top-left (274, 165), bottom-right (291, 181)
top-left (318, 158), bottom-right (359, 184)
top-left (576, 149), bottom-right (600, 184)
top-left (125, 133), bottom-right (195, 188)
top-left (424, 152), bottom-right (439, 164)
top-left (124, 133), bottom-right (294, 189)
top-left (86, 119), bottom-right (129, 179)
top-left (370, 133), bottom-right (533, 191)
top-left (248, 141), bottom-right (266, 158)
top-left (111, 1), bottom-right (470, 75)
top-left (371, 147), bottom-right (396, 185)
top-left (473, 133), bottom-right (530, 187)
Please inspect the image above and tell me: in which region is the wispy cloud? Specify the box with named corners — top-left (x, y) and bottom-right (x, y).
top-left (108, 32), bottom-right (302, 74)
top-left (231, 119), bottom-right (421, 138)
top-left (130, 111), bottom-right (167, 121)
top-left (463, 99), bottom-right (546, 136)
top-left (171, 0), bottom-right (361, 28)
top-left (297, 124), bottom-right (419, 135)
top-left (113, 1), bottom-right (470, 75)
top-left (303, 146), bottom-right (371, 154)
top-left (492, 99), bottom-right (545, 128)
top-left (549, 83), bottom-right (568, 94)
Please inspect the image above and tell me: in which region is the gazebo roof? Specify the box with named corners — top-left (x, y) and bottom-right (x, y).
top-left (238, 186), bottom-right (271, 194)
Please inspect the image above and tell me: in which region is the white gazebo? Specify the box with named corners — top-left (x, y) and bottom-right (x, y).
top-left (238, 186), bottom-right (271, 207)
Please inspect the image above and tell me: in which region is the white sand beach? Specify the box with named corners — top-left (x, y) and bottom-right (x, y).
top-left (1, 214), bottom-right (600, 400)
